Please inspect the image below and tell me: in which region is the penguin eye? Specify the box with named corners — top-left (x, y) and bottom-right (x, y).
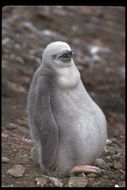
top-left (52, 54), bottom-right (57, 59)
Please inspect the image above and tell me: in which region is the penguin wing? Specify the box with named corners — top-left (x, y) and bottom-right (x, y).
top-left (34, 75), bottom-right (58, 167)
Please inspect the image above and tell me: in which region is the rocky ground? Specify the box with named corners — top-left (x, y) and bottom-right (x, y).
top-left (2, 6), bottom-right (125, 187)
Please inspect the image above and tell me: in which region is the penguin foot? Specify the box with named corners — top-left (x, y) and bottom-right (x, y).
top-left (70, 165), bottom-right (102, 175)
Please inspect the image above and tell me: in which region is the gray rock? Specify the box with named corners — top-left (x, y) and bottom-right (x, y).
top-left (35, 175), bottom-right (63, 187)
top-left (35, 176), bottom-right (48, 187)
top-left (113, 161), bottom-right (122, 170)
top-left (106, 156), bottom-right (112, 160)
top-left (95, 158), bottom-right (108, 169)
top-left (79, 172), bottom-right (87, 178)
top-left (106, 139), bottom-right (112, 145)
top-left (49, 177), bottom-right (63, 187)
top-left (2, 156), bottom-right (9, 163)
top-left (68, 176), bottom-right (88, 187)
top-left (111, 153), bottom-right (121, 160)
top-left (7, 164), bottom-right (25, 177)
top-left (87, 173), bottom-right (97, 178)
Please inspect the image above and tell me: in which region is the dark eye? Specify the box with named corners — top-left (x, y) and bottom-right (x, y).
top-left (52, 54), bottom-right (57, 59)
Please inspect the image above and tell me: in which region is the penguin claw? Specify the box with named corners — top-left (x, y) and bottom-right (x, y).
top-left (70, 165), bottom-right (102, 175)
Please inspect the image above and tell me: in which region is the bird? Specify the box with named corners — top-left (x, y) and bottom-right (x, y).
top-left (27, 41), bottom-right (107, 177)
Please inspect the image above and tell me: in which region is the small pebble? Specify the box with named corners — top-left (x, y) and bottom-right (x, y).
top-left (104, 147), bottom-right (108, 153)
top-left (87, 173), bottom-right (97, 178)
top-left (109, 150), bottom-right (118, 155)
top-left (119, 169), bottom-right (125, 175)
top-left (106, 156), bottom-right (112, 160)
top-left (111, 153), bottom-right (121, 160)
top-left (35, 176), bottom-right (48, 187)
top-left (68, 176), bottom-right (88, 187)
top-left (2, 133), bottom-right (8, 138)
top-left (80, 172), bottom-right (87, 178)
top-left (96, 158), bottom-right (108, 169)
top-left (111, 138), bottom-right (117, 143)
top-left (2, 156), bottom-right (9, 163)
top-left (113, 161), bottom-right (122, 170)
top-left (35, 175), bottom-right (63, 187)
top-left (106, 139), bottom-right (112, 145)
top-left (7, 123), bottom-right (17, 130)
top-left (115, 184), bottom-right (119, 187)
top-left (49, 177), bottom-right (63, 187)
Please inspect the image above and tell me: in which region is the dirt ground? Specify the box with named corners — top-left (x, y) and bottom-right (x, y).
top-left (2, 6), bottom-right (125, 187)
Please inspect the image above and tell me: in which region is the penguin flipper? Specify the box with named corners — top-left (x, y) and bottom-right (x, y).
top-left (34, 76), bottom-right (58, 167)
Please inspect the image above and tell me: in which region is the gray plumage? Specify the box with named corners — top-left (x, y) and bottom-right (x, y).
top-left (27, 41), bottom-right (107, 177)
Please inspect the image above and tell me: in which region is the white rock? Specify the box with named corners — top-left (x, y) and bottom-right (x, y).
top-left (106, 139), bottom-right (112, 145)
top-left (2, 133), bottom-right (8, 138)
top-left (2, 156), bottom-right (9, 163)
top-left (115, 184), bottom-right (120, 187)
top-left (7, 164), bottom-right (25, 177)
top-left (49, 177), bottom-right (63, 187)
top-left (68, 176), bottom-right (88, 187)
top-left (2, 37), bottom-right (10, 45)
top-left (35, 176), bottom-right (48, 187)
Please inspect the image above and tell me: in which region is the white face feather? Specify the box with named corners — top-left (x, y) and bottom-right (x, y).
top-left (56, 65), bottom-right (80, 89)
top-left (42, 41), bottom-right (80, 88)
top-left (42, 41), bottom-right (72, 66)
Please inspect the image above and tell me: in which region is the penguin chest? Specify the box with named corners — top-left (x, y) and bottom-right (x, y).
top-left (53, 82), bottom-right (107, 163)
top-left (58, 89), bottom-right (101, 143)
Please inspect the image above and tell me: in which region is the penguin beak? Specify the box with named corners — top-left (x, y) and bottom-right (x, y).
top-left (52, 51), bottom-right (75, 60)
top-left (58, 50), bottom-right (74, 59)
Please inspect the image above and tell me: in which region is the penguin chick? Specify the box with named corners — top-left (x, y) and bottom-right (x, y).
top-left (27, 41), bottom-right (107, 177)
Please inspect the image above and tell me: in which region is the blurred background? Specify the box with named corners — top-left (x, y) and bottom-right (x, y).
top-left (2, 6), bottom-right (125, 139)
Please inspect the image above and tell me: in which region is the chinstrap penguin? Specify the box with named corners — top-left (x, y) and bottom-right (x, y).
top-left (27, 41), bottom-right (107, 177)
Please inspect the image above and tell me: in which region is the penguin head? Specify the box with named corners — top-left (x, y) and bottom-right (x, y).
top-left (42, 41), bottom-right (74, 68)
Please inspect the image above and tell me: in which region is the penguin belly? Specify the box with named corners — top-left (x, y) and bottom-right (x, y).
top-left (52, 80), bottom-right (107, 171)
